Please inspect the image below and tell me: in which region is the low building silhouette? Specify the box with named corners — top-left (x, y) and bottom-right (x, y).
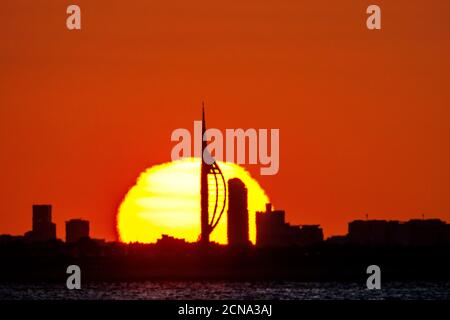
top-left (298, 225), bottom-right (325, 246)
top-left (0, 234), bottom-right (24, 245)
top-left (348, 220), bottom-right (400, 245)
top-left (404, 219), bottom-right (449, 245)
top-left (227, 178), bottom-right (250, 247)
top-left (66, 219), bottom-right (90, 243)
top-left (326, 235), bottom-right (348, 245)
top-left (155, 234), bottom-right (190, 253)
top-left (24, 205), bottom-right (56, 242)
top-left (256, 203), bottom-right (323, 247)
top-left (348, 218), bottom-right (450, 246)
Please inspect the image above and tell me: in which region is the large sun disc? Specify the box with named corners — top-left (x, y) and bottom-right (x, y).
top-left (117, 158), bottom-right (269, 244)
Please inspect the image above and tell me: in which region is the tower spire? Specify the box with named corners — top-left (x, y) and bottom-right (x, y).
top-left (202, 102), bottom-right (207, 157)
top-left (199, 102), bottom-right (227, 246)
top-left (200, 102), bottom-right (210, 245)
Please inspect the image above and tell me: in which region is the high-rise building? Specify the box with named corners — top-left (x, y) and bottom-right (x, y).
top-left (66, 219), bottom-right (90, 243)
top-left (27, 204), bottom-right (56, 242)
top-left (227, 178), bottom-right (249, 246)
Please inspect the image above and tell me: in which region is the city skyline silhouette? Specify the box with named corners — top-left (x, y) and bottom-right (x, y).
top-left (2, 107), bottom-right (450, 245)
top-left (2, 1), bottom-right (450, 242)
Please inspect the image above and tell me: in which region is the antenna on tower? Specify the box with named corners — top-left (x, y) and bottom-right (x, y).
top-left (202, 101), bottom-right (206, 129)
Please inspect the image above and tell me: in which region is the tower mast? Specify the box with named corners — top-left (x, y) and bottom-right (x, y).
top-left (200, 102), bottom-right (210, 244)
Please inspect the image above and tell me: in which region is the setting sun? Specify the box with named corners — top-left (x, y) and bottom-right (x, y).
top-left (117, 158), bottom-right (269, 244)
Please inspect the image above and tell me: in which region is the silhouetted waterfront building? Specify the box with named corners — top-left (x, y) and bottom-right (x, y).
top-left (157, 234), bottom-right (187, 246)
top-left (66, 219), bottom-right (90, 243)
top-left (348, 218), bottom-right (450, 246)
top-left (256, 204), bottom-right (285, 247)
top-left (0, 235), bottom-right (24, 245)
top-left (326, 235), bottom-right (348, 245)
top-left (404, 219), bottom-right (449, 245)
top-left (227, 178), bottom-right (249, 247)
top-left (24, 205), bottom-right (56, 242)
top-left (348, 220), bottom-right (400, 245)
top-left (155, 234), bottom-right (191, 254)
top-left (256, 203), bottom-right (323, 247)
top-left (298, 225), bottom-right (324, 246)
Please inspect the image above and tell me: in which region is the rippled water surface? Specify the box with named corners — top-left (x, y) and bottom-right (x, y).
top-left (1, 281), bottom-right (450, 300)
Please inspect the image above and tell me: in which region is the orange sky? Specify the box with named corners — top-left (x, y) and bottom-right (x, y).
top-left (1, 0), bottom-right (449, 240)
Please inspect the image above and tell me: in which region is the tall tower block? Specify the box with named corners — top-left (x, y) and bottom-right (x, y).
top-left (31, 204), bottom-right (56, 242)
top-left (227, 178), bottom-right (249, 246)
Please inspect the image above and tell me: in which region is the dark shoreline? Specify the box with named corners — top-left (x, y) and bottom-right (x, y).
top-left (1, 242), bottom-right (450, 282)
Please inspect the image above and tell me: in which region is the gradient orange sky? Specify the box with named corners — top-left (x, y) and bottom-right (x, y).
top-left (1, 1), bottom-right (449, 240)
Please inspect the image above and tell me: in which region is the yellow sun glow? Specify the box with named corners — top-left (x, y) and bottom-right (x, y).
top-left (117, 158), bottom-right (269, 244)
